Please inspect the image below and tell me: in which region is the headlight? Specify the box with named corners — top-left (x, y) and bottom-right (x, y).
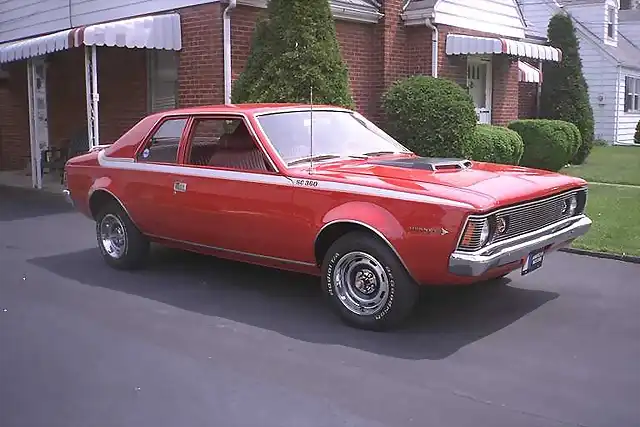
top-left (478, 218), bottom-right (491, 246)
top-left (567, 195), bottom-right (578, 215)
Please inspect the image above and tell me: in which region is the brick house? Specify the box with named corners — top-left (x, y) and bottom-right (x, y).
top-left (0, 0), bottom-right (561, 189)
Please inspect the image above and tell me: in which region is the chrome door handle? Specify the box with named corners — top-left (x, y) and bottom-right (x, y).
top-left (173, 181), bottom-right (187, 193)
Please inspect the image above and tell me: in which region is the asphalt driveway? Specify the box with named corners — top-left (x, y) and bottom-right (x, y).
top-left (1, 185), bottom-right (639, 427)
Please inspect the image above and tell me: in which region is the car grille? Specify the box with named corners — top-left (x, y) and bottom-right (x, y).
top-left (457, 188), bottom-right (588, 252)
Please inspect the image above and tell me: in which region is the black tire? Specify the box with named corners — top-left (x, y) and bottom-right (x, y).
top-left (321, 231), bottom-right (419, 331)
top-left (95, 201), bottom-right (150, 270)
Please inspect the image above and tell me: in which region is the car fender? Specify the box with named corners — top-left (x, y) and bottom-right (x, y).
top-left (315, 201), bottom-right (413, 273)
top-left (87, 177), bottom-right (129, 219)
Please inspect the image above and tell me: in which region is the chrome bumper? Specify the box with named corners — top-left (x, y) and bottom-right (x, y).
top-left (449, 215), bottom-right (592, 277)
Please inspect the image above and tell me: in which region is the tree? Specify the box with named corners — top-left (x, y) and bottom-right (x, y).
top-left (231, 0), bottom-right (354, 109)
top-left (540, 13), bottom-right (595, 164)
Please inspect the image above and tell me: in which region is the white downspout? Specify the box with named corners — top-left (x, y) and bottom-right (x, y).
top-left (425, 17), bottom-right (439, 77)
top-left (223, 0), bottom-right (237, 105)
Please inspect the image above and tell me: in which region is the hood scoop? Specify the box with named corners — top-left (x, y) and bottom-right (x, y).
top-left (371, 157), bottom-right (472, 172)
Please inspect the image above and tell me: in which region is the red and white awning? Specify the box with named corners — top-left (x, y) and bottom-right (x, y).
top-left (0, 13), bottom-right (181, 64)
top-left (518, 60), bottom-right (542, 83)
top-left (446, 34), bottom-right (562, 62)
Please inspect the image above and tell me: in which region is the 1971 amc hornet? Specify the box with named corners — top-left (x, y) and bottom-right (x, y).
top-left (63, 104), bottom-right (592, 330)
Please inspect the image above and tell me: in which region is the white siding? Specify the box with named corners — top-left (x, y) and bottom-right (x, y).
top-left (0, 0), bottom-right (70, 42)
top-left (0, 0), bottom-right (219, 43)
top-left (434, 0), bottom-right (526, 39)
top-left (517, 0), bottom-right (557, 36)
top-left (565, 1), bottom-right (617, 46)
top-left (616, 68), bottom-right (640, 144)
top-left (619, 22), bottom-right (640, 45)
top-left (576, 40), bottom-right (619, 143)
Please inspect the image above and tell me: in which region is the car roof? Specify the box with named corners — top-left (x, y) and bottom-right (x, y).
top-left (152, 103), bottom-right (349, 118)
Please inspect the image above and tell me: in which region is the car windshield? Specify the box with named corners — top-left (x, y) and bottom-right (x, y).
top-left (255, 110), bottom-right (412, 166)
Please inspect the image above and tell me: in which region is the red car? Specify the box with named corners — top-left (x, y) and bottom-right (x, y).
top-left (63, 104), bottom-right (592, 330)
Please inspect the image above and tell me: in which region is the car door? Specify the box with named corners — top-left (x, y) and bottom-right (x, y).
top-left (122, 116), bottom-right (190, 239)
top-left (172, 115), bottom-right (303, 263)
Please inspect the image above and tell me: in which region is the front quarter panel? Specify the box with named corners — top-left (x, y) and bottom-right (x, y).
top-left (315, 198), bottom-right (471, 285)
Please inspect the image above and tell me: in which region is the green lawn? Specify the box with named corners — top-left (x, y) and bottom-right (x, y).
top-left (562, 145), bottom-right (640, 186)
top-left (571, 184), bottom-right (640, 257)
top-left (559, 146), bottom-right (640, 257)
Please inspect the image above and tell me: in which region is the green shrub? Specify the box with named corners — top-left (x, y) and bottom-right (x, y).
top-left (381, 75), bottom-right (477, 158)
top-left (540, 13), bottom-right (595, 164)
top-left (635, 120), bottom-right (640, 145)
top-left (593, 138), bottom-right (609, 146)
top-left (231, 0), bottom-right (354, 108)
top-left (507, 119), bottom-right (582, 171)
top-left (464, 124), bottom-right (525, 165)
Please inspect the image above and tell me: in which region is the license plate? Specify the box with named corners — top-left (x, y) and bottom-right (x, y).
top-left (521, 248), bottom-right (545, 275)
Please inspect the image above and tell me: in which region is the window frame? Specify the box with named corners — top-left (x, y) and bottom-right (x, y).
top-left (624, 76), bottom-right (640, 114)
top-left (135, 115), bottom-right (191, 165)
top-left (606, 5), bottom-right (616, 40)
top-left (147, 50), bottom-right (179, 114)
top-left (178, 113), bottom-right (281, 175)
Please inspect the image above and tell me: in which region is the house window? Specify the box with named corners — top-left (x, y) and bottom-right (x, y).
top-left (620, 0), bottom-right (632, 9)
top-left (624, 76), bottom-right (640, 113)
top-left (148, 50), bottom-right (178, 113)
top-left (607, 6), bottom-right (616, 38)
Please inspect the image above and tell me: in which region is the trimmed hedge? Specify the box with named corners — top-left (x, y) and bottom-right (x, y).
top-left (635, 120), bottom-right (640, 145)
top-left (507, 119), bottom-right (582, 171)
top-left (464, 124), bottom-right (525, 165)
top-left (381, 75), bottom-right (477, 158)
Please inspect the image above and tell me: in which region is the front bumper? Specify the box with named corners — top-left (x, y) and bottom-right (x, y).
top-left (449, 215), bottom-right (592, 277)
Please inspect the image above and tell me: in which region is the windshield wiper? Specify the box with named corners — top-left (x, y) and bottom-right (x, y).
top-left (287, 154), bottom-right (341, 166)
top-left (362, 151), bottom-right (397, 157)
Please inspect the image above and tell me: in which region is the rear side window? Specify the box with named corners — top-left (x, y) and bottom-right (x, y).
top-left (138, 118), bottom-right (187, 164)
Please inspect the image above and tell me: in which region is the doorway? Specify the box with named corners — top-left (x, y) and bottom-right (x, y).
top-left (467, 57), bottom-right (492, 124)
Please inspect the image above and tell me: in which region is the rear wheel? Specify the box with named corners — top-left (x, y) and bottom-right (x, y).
top-left (96, 201), bottom-right (149, 270)
top-left (321, 231), bottom-right (419, 331)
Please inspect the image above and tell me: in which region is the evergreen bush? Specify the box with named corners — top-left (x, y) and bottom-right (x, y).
top-left (381, 75), bottom-right (477, 158)
top-left (635, 120), bottom-right (640, 144)
top-left (231, 0), bottom-right (354, 109)
top-left (540, 13), bottom-right (595, 164)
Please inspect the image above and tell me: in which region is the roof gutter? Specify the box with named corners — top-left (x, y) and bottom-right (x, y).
top-left (223, 0), bottom-right (237, 105)
top-left (424, 17), bottom-right (438, 78)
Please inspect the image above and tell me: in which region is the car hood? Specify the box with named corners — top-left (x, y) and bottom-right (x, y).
top-left (309, 156), bottom-right (585, 211)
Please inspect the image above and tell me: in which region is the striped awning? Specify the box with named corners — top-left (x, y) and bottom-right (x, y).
top-left (518, 60), bottom-right (542, 83)
top-left (0, 13), bottom-right (181, 64)
top-left (446, 34), bottom-right (562, 62)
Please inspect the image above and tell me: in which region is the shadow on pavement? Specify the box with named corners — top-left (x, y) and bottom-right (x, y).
top-left (0, 186), bottom-right (72, 222)
top-left (29, 246), bottom-right (559, 360)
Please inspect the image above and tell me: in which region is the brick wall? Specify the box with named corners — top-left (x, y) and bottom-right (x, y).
top-left (491, 55), bottom-right (520, 126)
top-left (0, 62), bottom-right (29, 171)
top-left (518, 82), bottom-right (538, 119)
top-left (177, 2), bottom-right (224, 107)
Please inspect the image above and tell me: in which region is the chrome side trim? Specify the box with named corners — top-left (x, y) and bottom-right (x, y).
top-left (62, 189), bottom-right (74, 207)
top-left (314, 219), bottom-right (416, 281)
top-left (148, 234), bottom-right (317, 267)
top-left (449, 215), bottom-right (592, 277)
top-left (97, 150), bottom-right (474, 209)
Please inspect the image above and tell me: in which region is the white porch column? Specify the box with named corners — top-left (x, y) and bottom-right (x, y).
top-left (84, 45), bottom-right (99, 148)
top-left (26, 59), bottom-right (42, 189)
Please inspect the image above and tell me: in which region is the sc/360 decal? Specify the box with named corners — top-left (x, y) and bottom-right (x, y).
top-left (294, 179), bottom-right (319, 187)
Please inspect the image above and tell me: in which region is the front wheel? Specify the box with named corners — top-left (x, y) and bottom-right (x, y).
top-left (321, 231), bottom-right (419, 331)
top-left (96, 201), bottom-right (150, 270)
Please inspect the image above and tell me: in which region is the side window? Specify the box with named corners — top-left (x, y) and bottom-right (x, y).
top-left (138, 118), bottom-right (187, 164)
top-left (186, 118), bottom-right (273, 172)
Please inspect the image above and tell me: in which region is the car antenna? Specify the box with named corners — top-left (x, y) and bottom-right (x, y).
top-left (309, 85), bottom-right (314, 175)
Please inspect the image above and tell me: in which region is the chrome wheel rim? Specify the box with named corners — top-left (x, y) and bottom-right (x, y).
top-left (99, 214), bottom-right (127, 259)
top-left (332, 251), bottom-right (390, 316)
